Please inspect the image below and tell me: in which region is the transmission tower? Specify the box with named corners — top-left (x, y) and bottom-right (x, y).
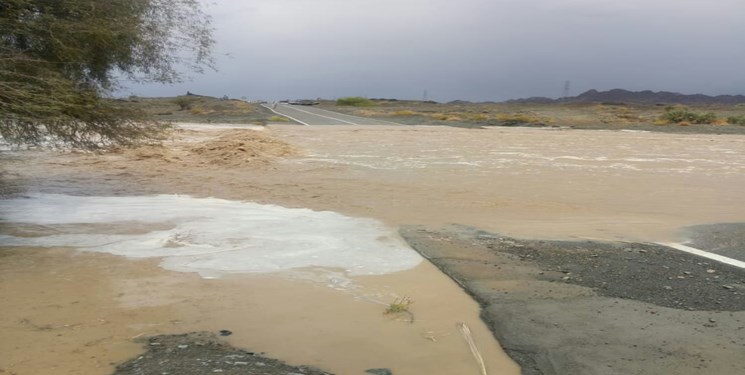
top-left (563, 81), bottom-right (571, 98)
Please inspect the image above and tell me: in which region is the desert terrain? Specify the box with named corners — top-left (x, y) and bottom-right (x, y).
top-left (2, 98), bottom-right (745, 374)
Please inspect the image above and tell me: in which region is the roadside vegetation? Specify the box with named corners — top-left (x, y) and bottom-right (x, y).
top-left (318, 99), bottom-right (745, 133)
top-left (336, 97), bottom-right (376, 107)
top-left (122, 96), bottom-right (277, 125)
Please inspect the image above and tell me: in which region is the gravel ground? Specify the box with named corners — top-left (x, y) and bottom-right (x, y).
top-left (477, 234), bottom-right (745, 311)
top-left (113, 332), bottom-right (333, 375)
top-left (401, 225), bottom-right (745, 375)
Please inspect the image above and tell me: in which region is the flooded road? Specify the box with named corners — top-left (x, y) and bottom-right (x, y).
top-left (2, 124), bottom-right (745, 374)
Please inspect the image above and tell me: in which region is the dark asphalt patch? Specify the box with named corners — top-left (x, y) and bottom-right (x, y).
top-left (681, 222), bottom-right (745, 262)
top-left (401, 225), bottom-right (745, 375)
top-left (474, 233), bottom-right (745, 312)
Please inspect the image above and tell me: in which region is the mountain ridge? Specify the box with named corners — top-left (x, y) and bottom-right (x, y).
top-left (503, 89), bottom-right (745, 105)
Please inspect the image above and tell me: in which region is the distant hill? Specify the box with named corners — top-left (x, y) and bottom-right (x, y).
top-left (505, 89), bottom-right (745, 105)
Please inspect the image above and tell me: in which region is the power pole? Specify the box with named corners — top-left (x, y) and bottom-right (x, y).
top-left (563, 81), bottom-right (571, 98)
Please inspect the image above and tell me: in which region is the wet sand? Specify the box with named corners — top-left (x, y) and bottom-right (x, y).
top-left (0, 246), bottom-right (518, 375)
top-left (2, 124), bottom-right (745, 374)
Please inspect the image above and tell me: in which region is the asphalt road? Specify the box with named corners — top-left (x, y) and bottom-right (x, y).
top-left (265, 104), bottom-right (400, 126)
top-left (681, 223), bottom-right (745, 263)
top-left (401, 225), bottom-right (745, 375)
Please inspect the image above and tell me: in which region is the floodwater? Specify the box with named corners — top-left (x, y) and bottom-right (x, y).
top-left (2, 124), bottom-right (745, 375)
top-left (272, 126), bottom-right (745, 242)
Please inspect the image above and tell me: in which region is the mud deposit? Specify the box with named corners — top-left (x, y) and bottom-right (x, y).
top-left (401, 226), bottom-right (745, 375)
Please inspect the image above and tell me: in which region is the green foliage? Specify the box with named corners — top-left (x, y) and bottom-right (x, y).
top-left (268, 115), bottom-right (289, 122)
top-left (0, 0), bottom-right (215, 148)
top-left (384, 296), bottom-right (413, 314)
top-left (336, 97), bottom-right (375, 107)
top-left (173, 97), bottom-right (197, 111)
top-left (727, 116), bottom-right (745, 125)
top-left (660, 107), bottom-right (717, 124)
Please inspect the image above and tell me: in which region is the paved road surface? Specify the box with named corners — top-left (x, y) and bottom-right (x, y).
top-left (265, 104), bottom-right (400, 126)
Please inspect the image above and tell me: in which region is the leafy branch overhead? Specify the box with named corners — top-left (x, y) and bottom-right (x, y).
top-left (0, 0), bottom-right (215, 148)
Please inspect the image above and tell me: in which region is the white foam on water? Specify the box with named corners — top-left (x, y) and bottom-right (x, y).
top-left (0, 194), bottom-right (422, 280)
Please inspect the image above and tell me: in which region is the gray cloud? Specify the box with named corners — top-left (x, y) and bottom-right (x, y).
top-left (126, 0), bottom-right (745, 101)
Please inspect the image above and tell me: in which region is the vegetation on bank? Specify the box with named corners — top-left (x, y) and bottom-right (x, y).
top-left (657, 106), bottom-right (745, 125)
top-left (660, 107), bottom-right (717, 124)
top-left (317, 99), bottom-right (745, 132)
top-left (123, 96), bottom-right (277, 125)
top-left (1, 0), bottom-right (214, 148)
top-left (726, 116), bottom-right (745, 125)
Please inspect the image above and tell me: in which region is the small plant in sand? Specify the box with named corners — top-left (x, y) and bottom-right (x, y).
top-left (384, 296), bottom-right (414, 323)
top-left (385, 296), bottom-right (413, 314)
top-left (268, 115), bottom-right (289, 122)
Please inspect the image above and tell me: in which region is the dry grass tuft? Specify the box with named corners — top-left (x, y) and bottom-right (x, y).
top-left (391, 110), bottom-right (418, 116)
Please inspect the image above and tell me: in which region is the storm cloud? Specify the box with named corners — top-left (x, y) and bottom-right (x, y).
top-left (127, 0), bottom-right (745, 102)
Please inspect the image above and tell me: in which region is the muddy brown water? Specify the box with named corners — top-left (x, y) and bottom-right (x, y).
top-left (2, 124), bottom-right (745, 374)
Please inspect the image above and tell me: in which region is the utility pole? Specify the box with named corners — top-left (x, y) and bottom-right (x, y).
top-left (423, 89), bottom-right (428, 102)
top-left (563, 81), bottom-right (571, 98)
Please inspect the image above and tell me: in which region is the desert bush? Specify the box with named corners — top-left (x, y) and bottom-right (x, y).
top-left (661, 107), bottom-right (717, 124)
top-left (336, 97), bottom-right (375, 106)
top-left (468, 114), bottom-right (489, 121)
top-left (494, 113), bottom-right (543, 125)
top-left (727, 116), bottom-right (745, 125)
top-left (391, 110), bottom-right (418, 116)
top-left (430, 113), bottom-right (450, 121)
top-left (174, 97), bottom-right (197, 110)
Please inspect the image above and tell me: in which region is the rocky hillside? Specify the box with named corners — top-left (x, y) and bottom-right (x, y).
top-left (506, 89), bottom-right (745, 105)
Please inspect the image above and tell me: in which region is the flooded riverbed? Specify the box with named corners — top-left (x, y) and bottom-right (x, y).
top-left (2, 124), bottom-right (745, 374)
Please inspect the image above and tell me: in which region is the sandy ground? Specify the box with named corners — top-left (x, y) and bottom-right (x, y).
top-left (2, 124), bottom-right (745, 374)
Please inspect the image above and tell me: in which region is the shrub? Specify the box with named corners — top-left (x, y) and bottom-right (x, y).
top-left (727, 116), bottom-right (745, 125)
top-left (468, 114), bottom-right (489, 121)
top-left (660, 107), bottom-right (718, 124)
top-left (174, 97), bottom-right (196, 110)
top-left (494, 113), bottom-right (543, 125)
top-left (391, 110), bottom-right (418, 116)
top-left (336, 96), bottom-right (375, 106)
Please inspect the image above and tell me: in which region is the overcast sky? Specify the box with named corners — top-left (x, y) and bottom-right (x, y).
top-left (126, 0), bottom-right (745, 102)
